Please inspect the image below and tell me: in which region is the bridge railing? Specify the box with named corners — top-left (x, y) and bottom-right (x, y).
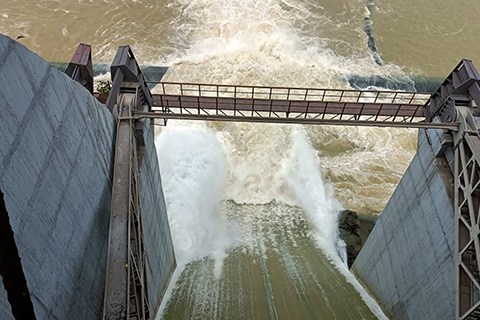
top-left (148, 81), bottom-right (431, 105)
top-left (135, 81), bottom-right (454, 129)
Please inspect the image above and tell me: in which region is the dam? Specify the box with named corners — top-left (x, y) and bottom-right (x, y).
top-left (1, 31), bottom-right (480, 320)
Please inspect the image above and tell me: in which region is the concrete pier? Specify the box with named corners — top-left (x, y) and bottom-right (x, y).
top-left (352, 128), bottom-right (455, 319)
top-left (0, 33), bottom-right (115, 319)
top-left (0, 34), bottom-right (175, 319)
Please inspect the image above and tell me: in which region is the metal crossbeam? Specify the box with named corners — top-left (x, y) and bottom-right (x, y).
top-left (132, 110), bottom-right (458, 130)
top-left (151, 82), bottom-right (430, 105)
top-left (151, 83), bottom-right (429, 120)
top-left (153, 94), bottom-right (424, 118)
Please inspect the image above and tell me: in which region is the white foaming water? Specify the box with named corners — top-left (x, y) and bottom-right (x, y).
top-left (219, 122), bottom-right (296, 205)
top-left (158, 0), bottom-right (418, 215)
top-left (156, 123), bottom-right (388, 318)
top-left (281, 128), bottom-right (388, 319)
top-left (160, 0), bottom-right (407, 87)
top-left (154, 0), bottom-right (412, 317)
top-left (155, 124), bottom-right (241, 273)
top-left (282, 128), bottom-right (343, 256)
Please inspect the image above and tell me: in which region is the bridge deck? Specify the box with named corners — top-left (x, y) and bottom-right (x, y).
top-left (112, 82), bottom-right (457, 130)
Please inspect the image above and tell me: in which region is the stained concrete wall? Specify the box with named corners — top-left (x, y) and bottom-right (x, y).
top-left (0, 282), bottom-right (13, 320)
top-left (0, 33), bottom-right (176, 319)
top-left (0, 34), bottom-right (115, 318)
top-left (138, 117), bottom-right (176, 315)
top-left (352, 128), bottom-right (455, 320)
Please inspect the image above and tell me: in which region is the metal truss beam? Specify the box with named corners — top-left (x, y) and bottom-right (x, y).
top-left (133, 110), bottom-right (459, 130)
top-left (144, 82), bottom-right (433, 128)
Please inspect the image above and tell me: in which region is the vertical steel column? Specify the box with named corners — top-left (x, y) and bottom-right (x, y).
top-left (424, 60), bottom-right (480, 319)
top-left (103, 89), bottom-right (151, 319)
top-left (103, 93), bottom-right (134, 319)
top-left (454, 123), bottom-right (480, 319)
top-left (103, 46), bottom-right (154, 319)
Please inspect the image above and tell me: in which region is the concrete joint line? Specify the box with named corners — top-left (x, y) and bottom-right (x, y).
top-left (25, 86), bottom-right (77, 209)
top-left (0, 39), bottom-right (14, 72)
top-left (1, 67), bottom-right (52, 172)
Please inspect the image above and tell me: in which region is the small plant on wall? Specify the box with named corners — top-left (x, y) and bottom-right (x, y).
top-left (96, 80), bottom-right (111, 103)
top-left (96, 80), bottom-right (112, 94)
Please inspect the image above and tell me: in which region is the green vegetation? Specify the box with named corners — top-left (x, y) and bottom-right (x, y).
top-left (96, 80), bottom-right (111, 94)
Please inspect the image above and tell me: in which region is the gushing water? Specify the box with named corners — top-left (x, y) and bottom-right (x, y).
top-left (155, 121), bottom-right (387, 319)
top-left (155, 124), bottom-right (241, 275)
top-left (282, 128), bottom-right (343, 257)
top-left (153, 0), bottom-right (406, 318)
top-left (159, 0), bottom-right (418, 214)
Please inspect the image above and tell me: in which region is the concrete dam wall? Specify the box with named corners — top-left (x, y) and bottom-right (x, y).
top-left (352, 128), bottom-right (455, 319)
top-left (0, 34), bottom-right (175, 319)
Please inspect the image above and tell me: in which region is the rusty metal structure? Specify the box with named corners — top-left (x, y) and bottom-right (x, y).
top-left (104, 46), bottom-right (153, 115)
top-left (423, 60), bottom-right (480, 320)
top-left (102, 46), bottom-right (152, 320)
top-left (132, 82), bottom-right (459, 130)
top-left (66, 40), bottom-right (480, 319)
top-left (65, 43), bottom-right (94, 94)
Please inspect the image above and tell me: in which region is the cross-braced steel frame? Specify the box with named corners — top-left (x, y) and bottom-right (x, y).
top-left (425, 60), bottom-right (480, 319)
top-left (455, 128), bottom-right (480, 319)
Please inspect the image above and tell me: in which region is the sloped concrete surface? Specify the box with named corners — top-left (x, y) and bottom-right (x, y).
top-left (352, 128), bottom-right (455, 320)
top-left (0, 282), bottom-right (13, 320)
top-left (0, 34), bottom-right (115, 319)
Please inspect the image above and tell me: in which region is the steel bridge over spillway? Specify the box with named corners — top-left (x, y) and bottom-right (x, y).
top-left (66, 43), bottom-right (480, 319)
top-left (140, 82), bottom-right (457, 129)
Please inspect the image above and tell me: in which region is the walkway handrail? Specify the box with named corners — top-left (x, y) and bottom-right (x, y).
top-left (147, 81), bottom-right (431, 105)
top-left (139, 81), bottom-right (437, 128)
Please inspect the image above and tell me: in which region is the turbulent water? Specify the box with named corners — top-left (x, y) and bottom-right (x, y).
top-left (1, 0), bottom-right (478, 319)
top-left (155, 124), bottom-right (386, 319)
